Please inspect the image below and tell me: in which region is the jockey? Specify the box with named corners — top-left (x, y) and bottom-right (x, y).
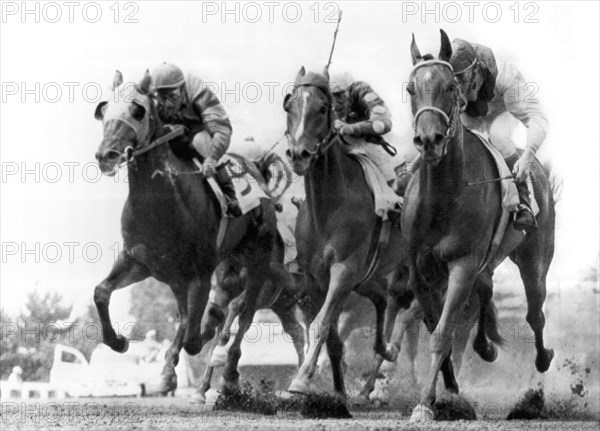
top-left (330, 72), bottom-right (398, 187)
top-left (449, 40), bottom-right (547, 232)
top-left (150, 62), bottom-right (242, 217)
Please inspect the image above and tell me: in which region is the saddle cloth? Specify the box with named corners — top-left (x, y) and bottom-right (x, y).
top-left (468, 129), bottom-right (539, 216)
top-left (347, 146), bottom-right (403, 221)
top-left (194, 155), bottom-right (269, 217)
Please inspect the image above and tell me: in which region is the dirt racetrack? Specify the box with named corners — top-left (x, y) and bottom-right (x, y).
top-left (1, 396), bottom-right (599, 431)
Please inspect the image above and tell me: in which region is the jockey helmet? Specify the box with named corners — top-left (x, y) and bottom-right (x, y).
top-left (151, 62), bottom-right (185, 90)
top-left (450, 39), bottom-right (478, 76)
top-left (331, 71), bottom-right (354, 94)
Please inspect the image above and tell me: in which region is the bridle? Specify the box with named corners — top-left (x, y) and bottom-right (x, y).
top-left (110, 96), bottom-right (186, 168)
top-left (285, 83), bottom-right (337, 165)
top-left (410, 59), bottom-right (462, 154)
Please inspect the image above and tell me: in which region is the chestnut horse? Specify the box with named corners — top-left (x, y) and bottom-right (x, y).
top-left (283, 66), bottom-right (405, 401)
top-left (404, 31), bottom-right (555, 421)
top-left (93, 71), bottom-right (277, 395)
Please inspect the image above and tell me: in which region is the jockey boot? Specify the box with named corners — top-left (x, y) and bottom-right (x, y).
top-left (514, 179), bottom-right (538, 232)
top-left (215, 167), bottom-right (243, 218)
top-left (505, 154), bottom-right (538, 233)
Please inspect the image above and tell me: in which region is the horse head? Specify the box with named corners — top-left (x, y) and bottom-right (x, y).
top-left (94, 70), bottom-right (155, 176)
top-left (283, 66), bottom-right (333, 175)
top-left (408, 30), bottom-right (461, 166)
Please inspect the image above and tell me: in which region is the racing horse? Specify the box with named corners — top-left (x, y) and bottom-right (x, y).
top-left (404, 30), bottom-right (555, 421)
top-left (93, 70), bottom-right (277, 395)
top-left (195, 234), bottom-right (307, 403)
top-left (283, 66), bottom-right (407, 400)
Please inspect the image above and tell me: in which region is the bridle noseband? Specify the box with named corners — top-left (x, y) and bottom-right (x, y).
top-left (410, 60), bottom-right (461, 151)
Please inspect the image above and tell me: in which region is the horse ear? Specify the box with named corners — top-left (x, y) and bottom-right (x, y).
top-left (94, 101), bottom-right (108, 120)
top-left (439, 29), bottom-right (452, 62)
top-left (129, 100), bottom-right (147, 121)
top-left (112, 70), bottom-right (123, 88)
top-left (138, 69), bottom-right (152, 95)
top-left (295, 66), bottom-right (306, 83)
top-left (322, 65), bottom-right (330, 80)
top-left (283, 93), bottom-right (292, 112)
top-left (410, 33), bottom-right (422, 65)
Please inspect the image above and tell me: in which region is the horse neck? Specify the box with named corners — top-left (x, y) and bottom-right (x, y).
top-left (419, 125), bottom-right (466, 215)
top-left (126, 110), bottom-right (180, 193)
top-left (304, 137), bottom-right (351, 229)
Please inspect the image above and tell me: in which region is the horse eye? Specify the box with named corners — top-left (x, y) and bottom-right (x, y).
top-left (406, 82), bottom-right (415, 95)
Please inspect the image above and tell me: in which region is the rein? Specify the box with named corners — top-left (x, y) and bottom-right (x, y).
top-left (117, 123), bottom-right (185, 168)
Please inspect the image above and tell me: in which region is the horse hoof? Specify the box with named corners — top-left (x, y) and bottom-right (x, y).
top-left (352, 393), bottom-right (371, 406)
top-left (481, 343), bottom-right (498, 363)
top-left (536, 348), bottom-right (554, 373)
top-left (410, 404), bottom-right (434, 422)
top-left (383, 344), bottom-right (399, 362)
top-left (219, 379), bottom-right (239, 395)
top-left (288, 377), bottom-right (310, 395)
top-left (111, 335), bottom-right (129, 353)
top-left (210, 345), bottom-right (229, 368)
top-left (183, 339), bottom-right (202, 356)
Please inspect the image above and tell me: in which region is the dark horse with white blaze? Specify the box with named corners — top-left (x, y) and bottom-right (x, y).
top-left (404, 31), bottom-right (555, 421)
top-left (93, 71), bottom-right (277, 395)
top-left (284, 66), bottom-right (406, 399)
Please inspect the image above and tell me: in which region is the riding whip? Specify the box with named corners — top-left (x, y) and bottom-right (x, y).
top-left (325, 10), bottom-right (343, 73)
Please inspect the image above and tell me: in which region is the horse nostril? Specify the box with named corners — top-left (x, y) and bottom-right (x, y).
top-left (101, 150), bottom-right (120, 162)
top-left (300, 149), bottom-right (312, 160)
top-left (413, 136), bottom-right (423, 147)
top-left (434, 133), bottom-right (445, 145)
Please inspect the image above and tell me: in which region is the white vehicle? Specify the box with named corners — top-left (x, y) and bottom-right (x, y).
top-left (49, 343), bottom-right (190, 397)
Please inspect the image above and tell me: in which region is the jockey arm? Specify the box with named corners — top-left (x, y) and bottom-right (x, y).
top-left (341, 81), bottom-right (393, 137)
top-left (191, 88), bottom-right (233, 162)
top-left (497, 62), bottom-right (548, 156)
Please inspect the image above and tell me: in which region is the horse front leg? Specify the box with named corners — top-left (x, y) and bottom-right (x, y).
top-left (194, 336), bottom-right (219, 404)
top-left (288, 263), bottom-right (355, 397)
top-left (183, 274), bottom-right (213, 355)
top-left (210, 292), bottom-right (245, 368)
top-left (220, 269), bottom-right (263, 395)
top-left (94, 250), bottom-right (149, 352)
top-left (272, 305), bottom-right (306, 368)
top-left (357, 279), bottom-right (399, 362)
top-left (411, 257), bottom-right (478, 422)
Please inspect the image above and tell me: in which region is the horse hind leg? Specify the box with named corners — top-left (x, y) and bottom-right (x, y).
top-left (326, 324), bottom-right (347, 398)
top-left (152, 287), bottom-right (189, 395)
top-left (94, 250), bottom-right (149, 353)
top-left (513, 246), bottom-right (554, 372)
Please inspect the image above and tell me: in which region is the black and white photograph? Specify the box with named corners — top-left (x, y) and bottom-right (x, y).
top-left (1, 1), bottom-right (599, 429)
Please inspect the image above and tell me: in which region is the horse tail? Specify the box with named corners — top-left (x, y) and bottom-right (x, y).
top-left (485, 300), bottom-right (505, 346)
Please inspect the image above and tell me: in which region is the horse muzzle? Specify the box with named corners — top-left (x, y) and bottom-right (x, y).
top-left (286, 147), bottom-right (313, 176)
top-left (96, 147), bottom-right (131, 176)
